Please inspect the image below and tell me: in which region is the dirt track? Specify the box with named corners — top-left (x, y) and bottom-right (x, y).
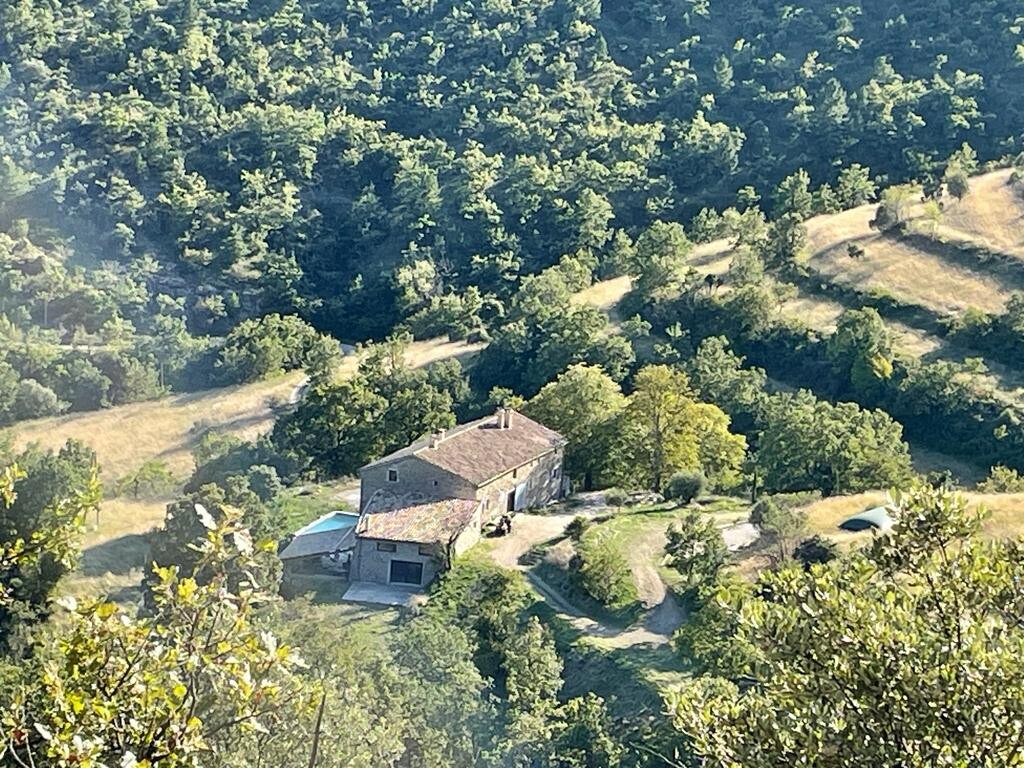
top-left (486, 493), bottom-right (687, 648)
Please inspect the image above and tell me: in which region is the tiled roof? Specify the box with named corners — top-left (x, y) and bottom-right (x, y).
top-left (356, 498), bottom-right (480, 545)
top-left (364, 410), bottom-right (565, 486)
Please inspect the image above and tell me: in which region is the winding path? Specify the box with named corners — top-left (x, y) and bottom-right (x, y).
top-left (487, 493), bottom-right (686, 648)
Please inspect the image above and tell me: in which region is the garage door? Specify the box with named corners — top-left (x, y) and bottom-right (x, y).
top-left (389, 560), bottom-right (424, 585)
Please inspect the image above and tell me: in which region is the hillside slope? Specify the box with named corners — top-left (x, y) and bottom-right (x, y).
top-left (767, 170), bottom-right (1024, 404)
top-left (12, 372), bottom-right (306, 482)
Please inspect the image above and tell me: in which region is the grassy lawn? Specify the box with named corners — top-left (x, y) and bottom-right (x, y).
top-left (532, 592), bottom-right (691, 719)
top-left (273, 478), bottom-right (360, 532)
top-left (280, 572), bottom-right (351, 604)
top-left (533, 558), bottom-right (642, 628)
top-left (585, 498), bottom-right (749, 585)
top-left (275, 597), bottom-right (404, 640)
top-left (559, 638), bottom-right (690, 719)
top-left (529, 496), bottom-right (750, 627)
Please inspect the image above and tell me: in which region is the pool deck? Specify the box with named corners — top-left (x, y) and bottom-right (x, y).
top-left (342, 581), bottom-right (425, 608)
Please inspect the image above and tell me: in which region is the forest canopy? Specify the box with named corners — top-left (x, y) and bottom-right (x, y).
top-left (1, 0), bottom-right (1020, 351)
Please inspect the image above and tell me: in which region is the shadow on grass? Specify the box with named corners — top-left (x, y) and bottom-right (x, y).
top-left (80, 533), bottom-right (151, 576)
top-left (548, 614), bottom-right (688, 718)
top-left (532, 560), bottom-right (642, 629)
top-left (151, 410), bottom-right (278, 467)
top-left (280, 573), bottom-right (350, 604)
top-left (105, 583), bottom-right (145, 605)
top-left (730, 527), bottom-right (780, 567)
top-left (529, 602), bottom-right (664, 717)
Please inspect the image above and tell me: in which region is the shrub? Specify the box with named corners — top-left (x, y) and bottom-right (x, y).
top-left (425, 560), bottom-right (533, 682)
top-left (215, 314), bottom-right (340, 385)
top-left (751, 496), bottom-right (807, 560)
top-left (750, 492), bottom-right (821, 529)
top-left (665, 511), bottom-right (729, 596)
top-left (12, 379), bottom-right (65, 421)
top-left (748, 496), bottom-right (780, 527)
top-left (565, 516), bottom-right (591, 541)
top-left (192, 431), bottom-right (245, 468)
top-left (576, 535), bottom-right (638, 609)
top-left (603, 488), bottom-right (628, 508)
top-left (664, 470), bottom-right (707, 505)
top-left (1012, 152), bottom-right (1024, 189)
top-left (793, 535), bottom-right (839, 569)
top-left (149, 483), bottom-right (282, 594)
top-left (59, 357), bottom-right (111, 411)
top-left (117, 459), bottom-right (176, 499)
top-left (926, 469), bottom-right (956, 491)
top-left (108, 357), bottom-right (164, 405)
top-left (978, 465), bottom-right (1024, 493)
top-left (187, 436), bottom-right (300, 493)
top-left (673, 571), bottom-right (757, 678)
top-left (245, 464), bottom-right (283, 502)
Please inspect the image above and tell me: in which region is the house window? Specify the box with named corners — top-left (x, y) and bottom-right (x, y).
top-left (512, 468), bottom-right (518, 479)
top-left (551, 467), bottom-right (560, 479)
top-left (376, 541), bottom-right (397, 552)
top-left (418, 544), bottom-right (434, 556)
top-left (387, 469), bottom-right (399, 482)
top-left (433, 480), bottom-right (439, 486)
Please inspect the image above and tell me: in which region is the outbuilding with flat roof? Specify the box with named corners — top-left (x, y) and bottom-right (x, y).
top-left (279, 511), bottom-right (358, 575)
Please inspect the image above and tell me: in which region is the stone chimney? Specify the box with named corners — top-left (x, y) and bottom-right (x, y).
top-left (429, 430), bottom-right (446, 448)
top-left (503, 408), bottom-right (513, 429)
top-left (495, 407), bottom-right (505, 428)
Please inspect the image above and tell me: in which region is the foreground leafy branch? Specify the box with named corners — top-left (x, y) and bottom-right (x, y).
top-left (672, 485), bottom-right (1024, 766)
top-left (1, 505), bottom-right (315, 768)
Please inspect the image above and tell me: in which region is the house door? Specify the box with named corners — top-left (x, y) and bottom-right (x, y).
top-left (506, 490), bottom-right (516, 513)
top-left (389, 560), bottom-right (423, 586)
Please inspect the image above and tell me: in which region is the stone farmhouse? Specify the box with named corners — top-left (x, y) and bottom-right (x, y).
top-left (349, 408), bottom-right (567, 588)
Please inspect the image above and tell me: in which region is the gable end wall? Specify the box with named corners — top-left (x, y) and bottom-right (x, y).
top-left (359, 456), bottom-right (476, 510)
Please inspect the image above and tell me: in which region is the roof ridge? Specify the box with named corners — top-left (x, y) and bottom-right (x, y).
top-left (361, 410), bottom-right (565, 485)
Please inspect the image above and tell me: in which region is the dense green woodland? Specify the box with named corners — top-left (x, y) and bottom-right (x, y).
top-left (1, 0), bottom-right (1021, 350)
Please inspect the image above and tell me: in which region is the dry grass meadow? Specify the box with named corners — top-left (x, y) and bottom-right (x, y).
top-left (800, 490), bottom-right (1024, 543)
top-left (12, 372), bottom-right (307, 482)
top-left (801, 169), bottom-right (1024, 316)
top-left (573, 274), bottom-right (633, 316)
top-left (936, 169), bottom-right (1024, 258)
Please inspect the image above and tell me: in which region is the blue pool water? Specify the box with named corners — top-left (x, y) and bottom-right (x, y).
top-left (301, 512), bottom-right (359, 535)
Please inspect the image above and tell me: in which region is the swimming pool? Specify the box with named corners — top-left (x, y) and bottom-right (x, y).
top-left (297, 511), bottom-right (359, 536)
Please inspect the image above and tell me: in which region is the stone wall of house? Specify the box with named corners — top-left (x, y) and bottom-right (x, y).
top-left (452, 504), bottom-right (483, 557)
top-left (359, 456), bottom-right (475, 511)
top-left (351, 538), bottom-right (442, 586)
top-left (475, 447), bottom-right (565, 521)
